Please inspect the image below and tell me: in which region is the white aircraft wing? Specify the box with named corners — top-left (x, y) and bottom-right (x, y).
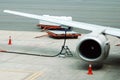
top-left (3, 10), bottom-right (120, 38)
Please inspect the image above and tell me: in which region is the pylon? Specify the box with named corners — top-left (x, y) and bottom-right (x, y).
top-left (87, 64), bottom-right (93, 75)
top-left (8, 36), bottom-right (12, 45)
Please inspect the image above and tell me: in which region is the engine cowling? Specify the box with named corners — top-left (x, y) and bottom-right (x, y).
top-left (76, 33), bottom-right (110, 63)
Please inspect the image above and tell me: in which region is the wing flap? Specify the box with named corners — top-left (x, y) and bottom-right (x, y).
top-left (105, 27), bottom-right (120, 38)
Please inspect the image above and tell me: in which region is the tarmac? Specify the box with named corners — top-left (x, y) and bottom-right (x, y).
top-left (0, 30), bottom-right (120, 80)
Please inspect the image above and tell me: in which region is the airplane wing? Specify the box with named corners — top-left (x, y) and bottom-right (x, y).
top-left (3, 10), bottom-right (120, 38)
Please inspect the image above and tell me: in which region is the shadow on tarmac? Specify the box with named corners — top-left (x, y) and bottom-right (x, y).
top-left (104, 54), bottom-right (120, 66)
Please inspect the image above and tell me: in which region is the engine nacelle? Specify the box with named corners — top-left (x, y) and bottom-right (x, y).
top-left (76, 33), bottom-right (110, 63)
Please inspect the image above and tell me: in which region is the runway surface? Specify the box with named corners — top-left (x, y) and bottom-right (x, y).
top-left (0, 0), bottom-right (120, 80)
top-left (0, 30), bottom-right (120, 80)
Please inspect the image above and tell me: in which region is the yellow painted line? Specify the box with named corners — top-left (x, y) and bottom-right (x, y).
top-left (24, 72), bottom-right (42, 80)
top-left (0, 69), bottom-right (35, 73)
top-left (0, 69), bottom-right (42, 80)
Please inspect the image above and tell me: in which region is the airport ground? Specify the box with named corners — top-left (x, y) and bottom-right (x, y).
top-left (0, 30), bottom-right (120, 80)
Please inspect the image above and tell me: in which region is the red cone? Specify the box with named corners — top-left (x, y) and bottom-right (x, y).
top-left (87, 64), bottom-right (93, 75)
top-left (8, 36), bottom-right (12, 45)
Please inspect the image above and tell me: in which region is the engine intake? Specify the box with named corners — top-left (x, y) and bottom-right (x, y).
top-left (76, 33), bottom-right (110, 62)
top-left (79, 39), bottom-right (101, 59)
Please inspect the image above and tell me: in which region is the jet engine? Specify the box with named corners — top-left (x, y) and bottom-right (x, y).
top-left (76, 33), bottom-right (110, 63)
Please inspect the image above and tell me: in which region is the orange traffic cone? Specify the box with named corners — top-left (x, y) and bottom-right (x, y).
top-left (8, 36), bottom-right (12, 45)
top-left (87, 64), bottom-right (93, 75)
